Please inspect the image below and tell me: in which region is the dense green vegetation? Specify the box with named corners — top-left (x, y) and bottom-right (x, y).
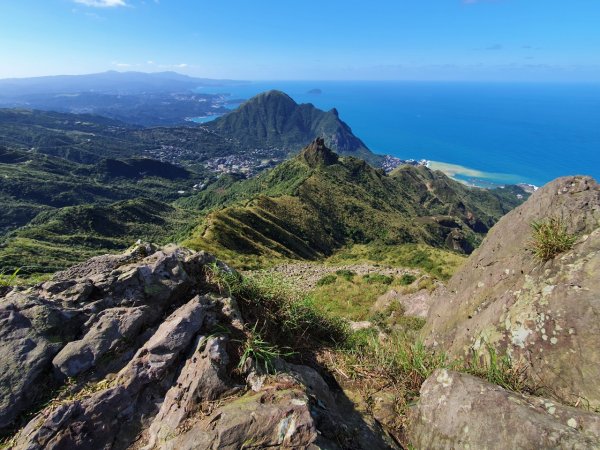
top-left (184, 139), bottom-right (528, 268)
top-left (0, 143), bottom-right (206, 274)
top-left (0, 103), bottom-right (528, 276)
top-left (0, 198), bottom-right (196, 274)
top-left (208, 90), bottom-right (382, 164)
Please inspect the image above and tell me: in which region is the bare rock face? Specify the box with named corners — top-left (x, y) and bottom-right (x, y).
top-left (0, 244), bottom-right (217, 431)
top-left (1, 244), bottom-right (392, 449)
top-left (52, 306), bottom-right (153, 378)
top-left (422, 176), bottom-right (600, 408)
top-left (408, 369), bottom-right (600, 449)
top-left (0, 305), bottom-right (60, 430)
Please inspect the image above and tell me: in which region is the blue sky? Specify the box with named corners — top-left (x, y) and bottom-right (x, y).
top-left (1, 0), bottom-right (599, 81)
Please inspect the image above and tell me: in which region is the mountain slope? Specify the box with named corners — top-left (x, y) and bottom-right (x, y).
top-left (208, 90), bottom-right (382, 164)
top-left (0, 145), bottom-right (201, 234)
top-left (0, 198), bottom-right (195, 274)
top-left (184, 139), bottom-right (528, 265)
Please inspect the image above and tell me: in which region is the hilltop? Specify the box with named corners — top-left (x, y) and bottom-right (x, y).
top-left (0, 89), bottom-right (387, 174)
top-left (184, 138), bottom-right (528, 266)
top-left (208, 90), bottom-right (382, 165)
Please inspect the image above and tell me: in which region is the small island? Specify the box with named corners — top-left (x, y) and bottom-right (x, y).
top-left (307, 88), bottom-right (322, 94)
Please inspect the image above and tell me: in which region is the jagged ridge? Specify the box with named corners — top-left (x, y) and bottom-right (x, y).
top-left (185, 139), bottom-right (529, 263)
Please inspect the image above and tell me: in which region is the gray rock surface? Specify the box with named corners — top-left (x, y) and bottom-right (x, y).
top-left (409, 369), bottom-right (600, 449)
top-left (0, 244), bottom-right (220, 432)
top-left (422, 176), bottom-right (600, 408)
top-left (52, 306), bottom-right (152, 378)
top-left (13, 295), bottom-right (213, 449)
top-left (2, 245), bottom-right (393, 449)
top-left (0, 304), bottom-right (59, 429)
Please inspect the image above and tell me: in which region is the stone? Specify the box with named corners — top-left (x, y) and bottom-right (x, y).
top-left (0, 303), bottom-right (58, 430)
top-left (52, 306), bottom-right (152, 378)
top-left (408, 369), bottom-right (600, 449)
top-left (143, 335), bottom-right (234, 448)
top-left (422, 176), bottom-right (600, 408)
top-left (162, 384), bottom-right (318, 450)
top-left (12, 295), bottom-right (210, 449)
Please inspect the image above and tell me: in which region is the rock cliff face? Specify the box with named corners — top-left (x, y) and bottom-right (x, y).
top-left (0, 244), bottom-right (391, 449)
top-left (422, 176), bottom-right (600, 408)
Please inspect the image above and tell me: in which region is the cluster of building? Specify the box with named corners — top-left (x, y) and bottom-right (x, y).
top-left (381, 154), bottom-right (429, 173)
top-left (203, 152), bottom-right (282, 176)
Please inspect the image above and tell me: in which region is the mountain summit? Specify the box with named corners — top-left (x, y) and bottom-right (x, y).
top-left (300, 137), bottom-right (339, 167)
top-left (208, 90), bottom-right (382, 165)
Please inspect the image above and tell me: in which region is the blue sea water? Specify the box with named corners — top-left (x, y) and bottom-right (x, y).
top-left (194, 81), bottom-right (600, 187)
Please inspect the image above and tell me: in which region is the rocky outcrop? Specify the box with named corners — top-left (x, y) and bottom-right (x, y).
top-left (422, 176), bottom-right (600, 408)
top-left (408, 369), bottom-right (600, 449)
top-left (0, 305), bottom-right (61, 430)
top-left (1, 244), bottom-right (393, 449)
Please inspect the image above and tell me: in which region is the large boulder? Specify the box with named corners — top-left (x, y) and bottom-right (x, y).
top-left (408, 369), bottom-right (600, 449)
top-left (422, 176), bottom-right (600, 407)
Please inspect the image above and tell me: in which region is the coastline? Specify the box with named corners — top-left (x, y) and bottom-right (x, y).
top-left (427, 160), bottom-right (533, 188)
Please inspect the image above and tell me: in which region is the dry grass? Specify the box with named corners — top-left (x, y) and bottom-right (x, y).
top-left (323, 328), bottom-right (535, 438)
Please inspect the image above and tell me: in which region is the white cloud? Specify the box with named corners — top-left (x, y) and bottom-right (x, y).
top-left (74, 0), bottom-right (127, 8)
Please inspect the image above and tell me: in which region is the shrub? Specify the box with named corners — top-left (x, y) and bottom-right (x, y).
top-left (362, 273), bottom-right (393, 285)
top-left (317, 274), bottom-right (337, 286)
top-left (399, 274), bottom-right (416, 286)
top-left (335, 269), bottom-right (356, 281)
top-left (529, 218), bottom-right (576, 261)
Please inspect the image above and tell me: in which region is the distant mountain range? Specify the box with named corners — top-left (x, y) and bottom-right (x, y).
top-left (0, 71), bottom-right (246, 126)
top-left (0, 90), bottom-right (383, 169)
top-left (0, 71), bottom-right (242, 96)
top-left (0, 87), bottom-right (531, 274)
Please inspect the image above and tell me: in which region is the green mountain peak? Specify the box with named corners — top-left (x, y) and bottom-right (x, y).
top-left (208, 90), bottom-right (382, 165)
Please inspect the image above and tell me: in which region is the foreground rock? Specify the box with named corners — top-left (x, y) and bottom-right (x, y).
top-left (422, 176), bottom-right (600, 408)
top-left (409, 369), bottom-right (600, 449)
top-left (1, 244), bottom-right (394, 449)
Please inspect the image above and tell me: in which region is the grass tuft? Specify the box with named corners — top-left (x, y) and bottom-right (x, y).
top-left (238, 324), bottom-right (294, 374)
top-left (399, 274), bottom-right (416, 286)
top-left (335, 269), bottom-right (356, 281)
top-left (0, 268), bottom-right (20, 289)
top-left (529, 217), bottom-right (576, 261)
top-left (362, 273), bottom-right (394, 285)
top-left (316, 274), bottom-right (337, 286)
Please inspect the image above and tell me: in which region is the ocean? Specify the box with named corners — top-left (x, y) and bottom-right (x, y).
top-left (194, 81), bottom-right (600, 187)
